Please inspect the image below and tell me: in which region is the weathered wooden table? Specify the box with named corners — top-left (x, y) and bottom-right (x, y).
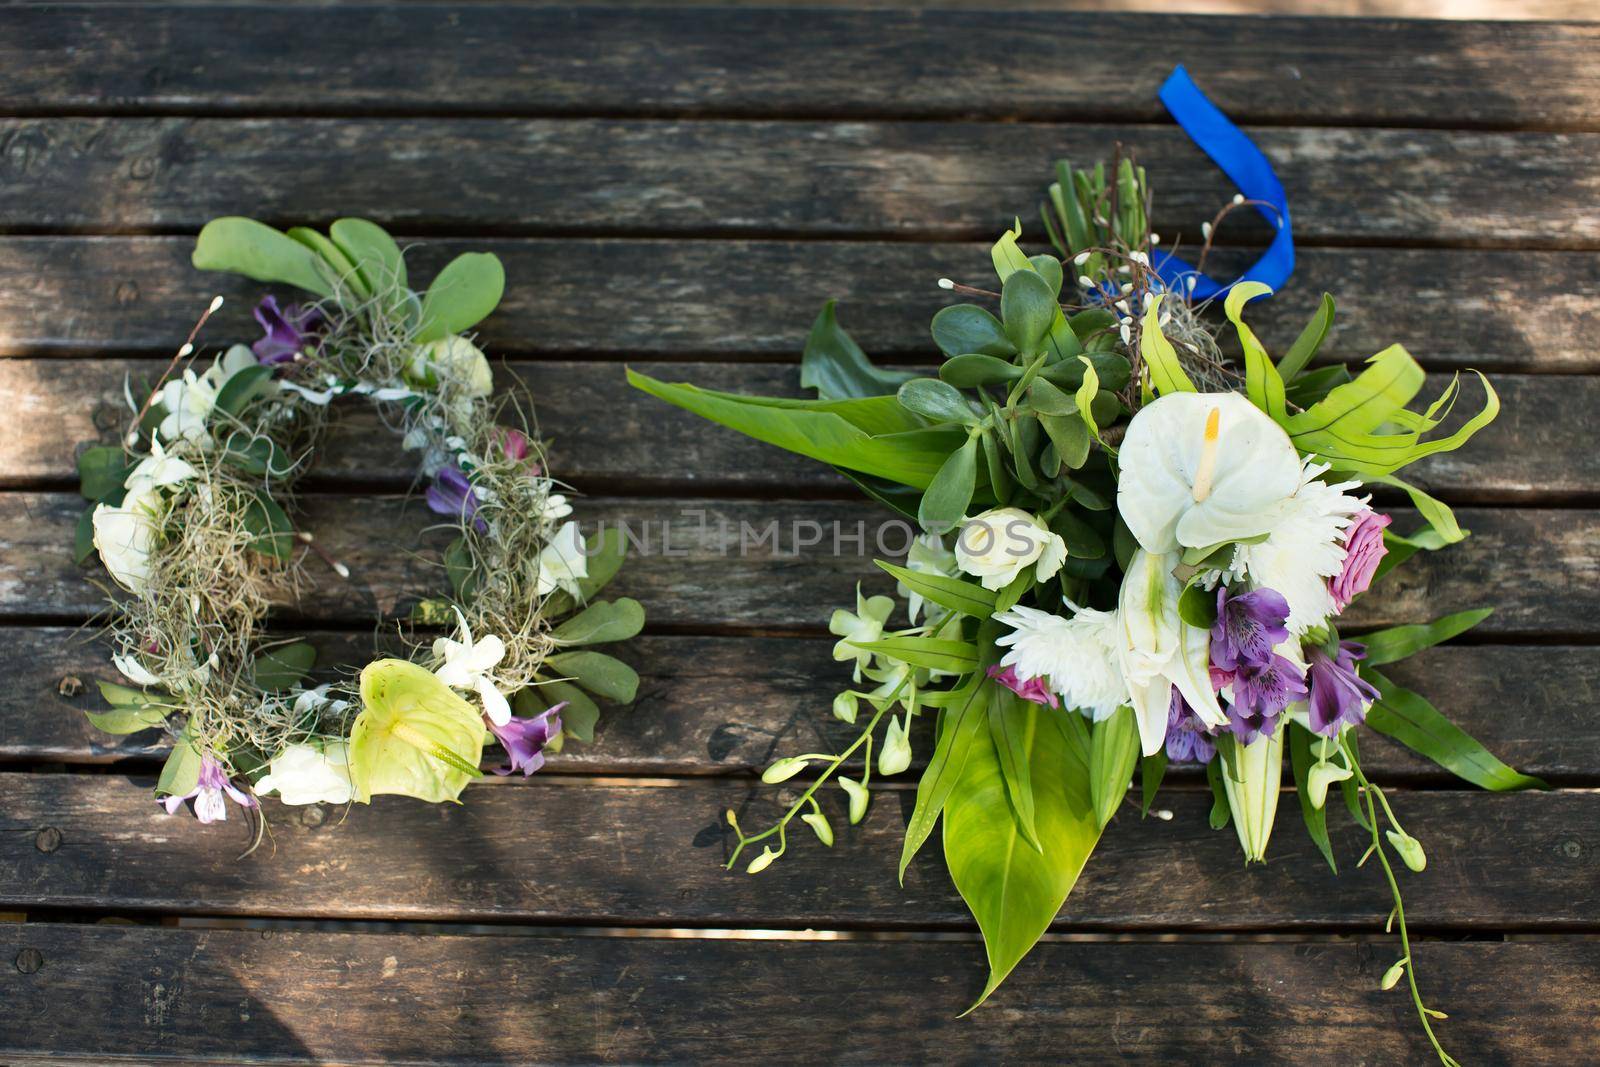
top-left (2, 5), bottom-right (1598, 1063)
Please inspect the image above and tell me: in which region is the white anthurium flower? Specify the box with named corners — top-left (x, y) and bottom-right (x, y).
top-left (993, 603), bottom-right (1127, 720)
top-left (1225, 461), bottom-right (1367, 634)
top-left (899, 531), bottom-right (958, 624)
top-left (112, 652), bottom-right (163, 687)
top-left (91, 485), bottom-right (164, 594)
top-left (830, 585), bottom-right (895, 683)
top-left (124, 438), bottom-right (197, 495)
top-left (433, 608), bottom-right (511, 725)
top-left (157, 369), bottom-right (219, 447)
top-left (954, 507), bottom-right (1068, 592)
top-left (1117, 391), bottom-right (1302, 555)
top-left (1116, 549), bottom-right (1226, 756)
top-left (255, 741), bottom-right (355, 806)
top-left (541, 493), bottom-right (574, 523)
top-left (534, 520), bottom-right (589, 599)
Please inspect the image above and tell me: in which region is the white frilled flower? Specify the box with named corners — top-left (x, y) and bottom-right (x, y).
top-left (124, 439), bottom-right (197, 495)
top-left (993, 603), bottom-right (1126, 720)
top-left (433, 608), bottom-right (511, 725)
top-left (254, 741), bottom-right (355, 806)
top-left (899, 531), bottom-right (957, 624)
top-left (535, 520), bottom-right (589, 599)
top-left (1226, 461), bottom-right (1367, 634)
top-left (1117, 549), bottom-right (1226, 756)
top-left (91, 485), bottom-right (164, 594)
top-left (830, 585), bottom-right (895, 683)
top-left (954, 507), bottom-right (1068, 592)
top-left (407, 335), bottom-right (494, 398)
top-left (1117, 392), bottom-right (1302, 555)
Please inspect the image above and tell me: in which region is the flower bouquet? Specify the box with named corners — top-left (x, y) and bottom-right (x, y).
top-left (77, 216), bottom-right (641, 833)
top-left (632, 148), bottom-right (1540, 1059)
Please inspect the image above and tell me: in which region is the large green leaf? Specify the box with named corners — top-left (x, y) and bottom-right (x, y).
top-left (77, 445), bottom-right (133, 500)
top-left (628, 369), bottom-right (966, 489)
top-left (1358, 608), bottom-right (1491, 666)
top-left (545, 651), bottom-right (639, 704)
top-left (252, 641), bottom-right (317, 692)
top-left (899, 678), bottom-right (988, 882)
top-left (329, 217), bottom-right (407, 294)
top-left (1088, 705), bottom-right (1139, 830)
top-left (415, 252), bottom-right (505, 343)
top-left (851, 636), bottom-right (978, 673)
top-left (1364, 669), bottom-right (1547, 791)
top-left (931, 305), bottom-right (1014, 359)
top-left (987, 688), bottom-right (1041, 852)
top-left (287, 226), bottom-right (368, 300)
top-left (945, 701), bottom-right (1101, 1011)
top-left (874, 560), bottom-right (996, 618)
top-left (1277, 292), bottom-right (1335, 382)
top-left (549, 598), bottom-right (645, 645)
top-left (917, 435), bottom-right (977, 533)
top-left (192, 216), bottom-right (335, 298)
top-left (799, 300), bottom-right (916, 400)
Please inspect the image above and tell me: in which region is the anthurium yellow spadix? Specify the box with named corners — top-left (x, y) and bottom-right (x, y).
top-left (349, 659), bottom-right (487, 804)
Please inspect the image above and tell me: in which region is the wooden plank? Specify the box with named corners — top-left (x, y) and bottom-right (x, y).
top-left (4, 360), bottom-right (1574, 500)
top-left (4, 926), bottom-right (1593, 1066)
top-left (9, 629), bottom-right (1591, 783)
top-left (4, 118), bottom-right (1598, 245)
top-left (5, 7), bottom-right (1599, 130)
top-left (1, 772), bottom-right (1594, 929)
top-left (1, 493), bottom-right (1589, 635)
top-left (6, 238), bottom-right (1597, 372)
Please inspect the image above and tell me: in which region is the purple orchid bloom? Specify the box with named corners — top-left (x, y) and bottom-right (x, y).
top-left (425, 464), bottom-right (489, 533)
top-left (1164, 688), bottom-right (1216, 765)
top-left (986, 665), bottom-right (1060, 709)
top-left (252, 295), bottom-right (325, 366)
top-left (160, 753), bottom-right (257, 824)
top-left (1228, 654), bottom-right (1308, 744)
top-left (1330, 509), bottom-right (1392, 612)
top-left (1211, 586), bottom-right (1292, 673)
top-left (487, 703), bottom-right (565, 776)
top-left (1307, 640), bottom-right (1381, 735)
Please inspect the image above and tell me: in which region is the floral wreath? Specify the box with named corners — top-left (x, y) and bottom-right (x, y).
top-left (77, 217), bottom-right (641, 834)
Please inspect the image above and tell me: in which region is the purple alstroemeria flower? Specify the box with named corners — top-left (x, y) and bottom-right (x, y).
top-left (160, 753), bottom-right (258, 824)
top-left (1307, 640), bottom-right (1381, 735)
top-left (1211, 586), bottom-right (1292, 673)
top-left (1164, 688), bottom-right (1216, 765)
top-left (1228, 654), bottom-right (1308, 744)
top-left (986, 665), bottom-right (1060, 709)
top-left (1330, 509), bottom-right (1393, 613)
top-left (252, 295), bottom-right (325, 366)
top-left (425, 464), bottom-right (488, 533)
top-left (487, 703), bottom-right (565, 776)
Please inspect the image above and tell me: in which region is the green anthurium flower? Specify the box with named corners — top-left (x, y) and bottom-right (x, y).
top-left (348, 658), bottom-right (487, 804)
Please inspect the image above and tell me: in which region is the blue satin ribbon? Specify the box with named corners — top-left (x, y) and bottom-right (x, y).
top-left (1152, 65), bottom-right (1294, 302)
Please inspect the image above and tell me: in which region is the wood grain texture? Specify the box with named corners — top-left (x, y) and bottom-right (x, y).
top-left (3, 493), bottom-right (1592, 635)
top-left (4, 7), bottom-right (1600, 129)
top-left (5, 118), bottom-right (1599, 245)
top-left (6, 237), bottom-right (1598, 372)
top-left (8, 629), bottom-right (1591, 783)
top-left (5, 924), bottom-right (1595, 1065)
top-left (1, 772), bottom-right (1593, 928)
top-left (3, 360), bottom-right (1569, 500)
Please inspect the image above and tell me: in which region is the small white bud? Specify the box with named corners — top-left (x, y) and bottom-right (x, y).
top-left (1201, 221), bottom-right (1214, 240)
top-left (333, 562), bottom-right (351, 580)
top-left (1232, 193), bottom-right (1245, 206)
top-left (1152, 808), bottom-right (1174, 821)
top-left (1120, 282), bottom-right (1134, 295)
top-left (937, 277), bottom-right (955, 290)
top-left (1118, 323), bottom-right (1132, 346)
top-left (1149, 233), bottom-right (1161, 245)
top-left (1114, 299), bottom-right (1130, 313)
top-left (208, 296), bottom-right (225, 313)
top-left (1073, 251), bottom-right (1091, 265)
top-left (746, 847), bottom-right (778, 875)
top-left (177, 343), bottom-right (194, 358)
top-left (1077, 275), bottom-right (1095, 288)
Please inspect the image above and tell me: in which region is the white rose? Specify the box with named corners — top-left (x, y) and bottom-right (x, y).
top-left (91, 486), bottom-right (163, 594)
top-left (953, 507), bottom-right (1067, 591)
top-left (255, 741), bottom-right (355, 806)
top-left (408, 335), bottom-right (493, 398)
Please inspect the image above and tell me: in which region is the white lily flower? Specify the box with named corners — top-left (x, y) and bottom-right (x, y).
top-left (899, 531), bottom-right (957, 624)
top-left (534, 521), bottom-right (589, 599)
top-left (113, 652), bottom-right (162, 687)
top-left (124, 438), bottom-right (197, 495)
top-left (1117, 392), bottom-right (1301, 555)
top-left (433, 608), bottom-right (511, 725)
top-left (255, 741), bottom-right (355, 806)
top-left (992, 603), bottom-right (1126, 720)
top-left (91, 485), bottom-right (164, 594)
top-left (1116, 549), bottom-right (1226, 756)
top-left (954, 507), bottom-right (1067, 591)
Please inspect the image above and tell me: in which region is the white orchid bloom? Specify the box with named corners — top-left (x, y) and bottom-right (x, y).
top-left (993, 603), bottom-right (1126, 720)
top-left (899, 531), bottom-right (958, 624)
top-left (157, 369), bottom-right (218, 447)
top-left (954, 507), bottom-right (1067, 591)
top-left (255, 741), bottom-right (355, 806)
top-left (541, 493), bottom-right (574, 522)
top-left (91, 485), bottom-right (163, 593)
top-left (1116, 549), bottom-right (1226, 756)
top-left (1117, 392), bottom-right (1302, 555)
top-left (830, 585), bottom-right (895, 683)
top-left (535, 521), bottom-right (589, 599)
top-left (200, 344), bottom-right (262, 392)
top-left (124, 438), bottom-right (197, 495)
top-left (292, 684), bottom-right (352, 718)
top-left (113, 652), bottom-right (163, 687)
top-left (433, 609), bottom-right (511, 725)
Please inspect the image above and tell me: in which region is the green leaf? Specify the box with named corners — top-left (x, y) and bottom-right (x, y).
top-left (1283, 364), bottom-right (1353, 409)
top-left (86, 704), bottom-right (169, 735)
top-left (550, 598), bottom-right (645, 645)
top-left (1139, 296), bottom-right (1196, 395)
top-left (1278, 292), bottom-right (1335, 382)
top-left (875, 560), bottom-right (997, 618)
top-left (545, 651), bottom-right (639, 704)
top-left (329, 217), bottom-right (406, 295)
top-left (945, 695), bottom-right (1101, 1012)
top-left (1026, 378), bottom-right (1075, 417)
top-left (1225, 282), bottom-right (1288, 421)
top-left (243, 490), bottom-right (295, 561)
top-left (628, 369), bottom-right (965, 490)
top-left (800, 300), bottom-right (916, 400)
top-left (1371, 473), bottom-right (1465, 545)
top-left (74, 506), bottom-right (97, 564)
top-left (192, 216), bottom-right (335, 298)
top-left (988, 688), bottom-right (1042, 852)
top-left (415, 252), bottom-right (506, 343)
top-left (897, 378), bottom-right (975, 424)
top-left (77, 445), bottom-right (132, 500)
top-left (252, 642), bottom-right (316, 692)
top-left (899, 678), bottom-right (989, 882)
top-left (1139, 751), bottom-right (1167, 816)
top-left (222, 433), bottom-right (291, 478)
top-left (1000, 269), bottom-right (1058, 355)
top-left (838, 468), bottom-right (921, 522)
top-left (930, 305), bottom-right (1015, 359)
top-left (1177, 582), bottom-right (1218, 629)
top-left (287, 226), bottom-right (368, 300)
top-left (518, 681), bottom-right (599, 743)
top-left (576, 525), bottom-right (628, 600)
top-left (1073, 356), bottom-right (1111, 453)
top-left (1088, 705), bottom-right (1139, 830)
top-left (443, 537), bottom-right (477, 600)
top-left (917, 436), bottom-right (978, 533)
top-left (851, 636), bottom-right (978, 674)
top-left (990, 220), bottom-right (1032, 283)
top-left (1205, 758), bottom-right (1231, 830)
top-left (213, 364), bottom-right (276, 419)
top-left (156, 733), bottom-right (203, 798)
top-left (1358, 608), bottom-right (1492, 666)
top-left (1288, 722), bottom-right (1338, 873)
top-left (940, 353), bottom-right (1022, 388)
top-left (1038, 413), bottom-right (1090, 471)
top-left (1364, 669), bottom-right (1547, 791)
